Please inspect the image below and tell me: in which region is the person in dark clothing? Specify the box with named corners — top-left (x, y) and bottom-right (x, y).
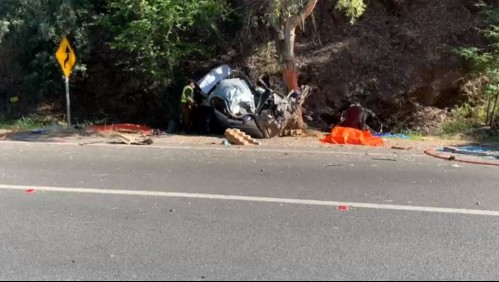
top-left (194, 91), bottom-right (213, 135)
top-left (340, 103), bottom-right (368, 130)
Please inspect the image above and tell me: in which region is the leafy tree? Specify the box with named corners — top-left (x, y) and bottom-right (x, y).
top-left (457, 6), bottom-right (499, 126)
top-left (0, 0), bottom-right (96, 106)
top-left (0, 0), bottom-right (230, 125)
top-left (101, 0), bottom-right (228, 82)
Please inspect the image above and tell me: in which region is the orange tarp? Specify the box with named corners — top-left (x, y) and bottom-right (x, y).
top-left (321, 126), bottom-right (385, 147)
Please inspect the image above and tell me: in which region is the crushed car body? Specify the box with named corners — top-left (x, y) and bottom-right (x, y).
top-left (197, 65), bottom-right (300, 139)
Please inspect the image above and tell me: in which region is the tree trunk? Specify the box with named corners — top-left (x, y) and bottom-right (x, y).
top-left (486, 93), bottom-right (492, 125)
top-left (490, 93), bottom-right (499, 127)
top-left (278, 0), bottom-right (318, 93)
top-left (281, 19), bottom-right (299, 92)
top-left (276, 0), bottom-right (318, 130)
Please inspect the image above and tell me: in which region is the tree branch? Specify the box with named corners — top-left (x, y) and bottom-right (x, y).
top-left (288, 0), bottom-right (319, 30)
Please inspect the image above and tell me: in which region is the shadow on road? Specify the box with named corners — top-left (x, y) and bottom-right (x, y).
top-left (0, 130), bottom-right (81, 143)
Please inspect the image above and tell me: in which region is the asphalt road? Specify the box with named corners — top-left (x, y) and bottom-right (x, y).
top-left (0, 141), bottom-right (498, 281)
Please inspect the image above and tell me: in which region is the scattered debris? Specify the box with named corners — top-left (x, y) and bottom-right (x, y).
top-left (224, 129), bottom-right (260, 146)
top-left (338, 205), bottom-right (350, 211)
top-left (95, 131), bottom-right (153, 145)
top-left (88, 124), bottom-right (154, 135)
top-left (372, 158), bottom-right (397, 162)
top-left (79, 141), bottom-right (106, 146)
top-left (443, 146), bottom-right (499, 158)
top-left (375, 133), bottom-right (410, 140)
top-left (25, 189), bottom-right (35, 194)
top-left (325, 164), bottom-right (346, 168)
top-left (451, 164), bottom-right (462, 168)
top-left (31, 129), bottom-right (46, 134)
top-left (425, 147), bottom-right (499, 167)
top-left (391, 146), bottom-right (414, 150)
top-left (112, 133), bottom-right (153, 145)
top-left (281, 129), bottom-right (304, 137)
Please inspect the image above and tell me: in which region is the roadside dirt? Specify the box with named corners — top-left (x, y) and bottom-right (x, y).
top-left (0, 128), bottom-right (477, 153)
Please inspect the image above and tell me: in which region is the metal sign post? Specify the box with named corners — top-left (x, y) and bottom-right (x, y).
top-left (65, 76), bottom-right (71, 127)
top-left (56, 37), bottom-right (77, 128)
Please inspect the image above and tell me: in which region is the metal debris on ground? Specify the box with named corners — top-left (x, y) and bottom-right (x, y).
top-left (338, 205), bottom-right (350, 211)
top-left (86, 124), bottom-right (155, 145)
top-left (79, 141), bottom-right (106, 146)
top-left (87, 124), bottom-right (154, 136)
top-left (443, 146), bottom-right (499, 159)
top-left (325, 164), bottom-right (346, 168)
top-left (391, 146), bottom-right (414, 150)
top-left (280, 129), bottom-right (304, 137)
top-left (224, 129), bottom-right (260, 146)
top-left (372, 158), bottom-right (397, 162)
top-left (96, 131), bottom-right (153, 145)
top-left (112, 132), bottom-right (153, 145)
top-left (31, 129), bottom-right (47, 134)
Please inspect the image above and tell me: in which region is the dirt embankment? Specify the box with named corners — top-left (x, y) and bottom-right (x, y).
top-left (238, 0), bottom-right (487, 134)
top-left (299, 0), bottom-right (488, 133)
top-left (306, 0), bottom-right (492, 134)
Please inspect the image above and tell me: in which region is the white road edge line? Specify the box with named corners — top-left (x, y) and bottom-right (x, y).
top-left (0, 140), bottom-right (426, 157)
top-left (0, 184), bottom-right (498, 217)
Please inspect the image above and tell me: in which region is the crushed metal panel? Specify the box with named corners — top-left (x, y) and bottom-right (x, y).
top-left (197, 65), bottom-right (232, 96)
top-left (203, 65), bottom-right (299, 139)
top-left (210, 78), bottom-right (256, 116)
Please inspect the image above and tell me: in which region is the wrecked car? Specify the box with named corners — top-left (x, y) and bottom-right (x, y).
top-left (197, 65), bottom-right (300, 139)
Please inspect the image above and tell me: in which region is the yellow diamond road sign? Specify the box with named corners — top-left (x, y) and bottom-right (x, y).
top-left (56, 37), bottom-right (76, 78)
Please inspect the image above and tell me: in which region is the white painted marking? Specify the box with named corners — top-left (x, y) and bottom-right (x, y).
top-left (0, 184), bottom-right (497, 217)
top-left (0, 140), bottom-right (425, 157)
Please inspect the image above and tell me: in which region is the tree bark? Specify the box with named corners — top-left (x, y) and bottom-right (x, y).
top-left (490, 93), bottom-right (499, 127)
top-left (275, 0), bottom-right (318, 130)
top-left (486, 93), bottom-right (492, 125)
top-left (278, 0), bottom-right (318, 93)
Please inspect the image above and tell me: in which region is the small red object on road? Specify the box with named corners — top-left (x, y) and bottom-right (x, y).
top-left (25, 189), bottom-right (35, 194)
top-left (338, 205), bottom-right (349, 211)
